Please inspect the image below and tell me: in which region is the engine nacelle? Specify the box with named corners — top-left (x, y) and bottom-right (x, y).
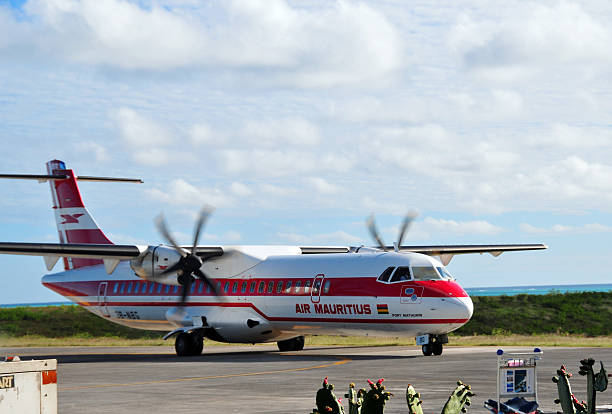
top-left (130, 245), bottom-right (183, 285)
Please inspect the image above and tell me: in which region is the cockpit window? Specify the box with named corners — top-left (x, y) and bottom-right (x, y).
top-left (412, 266), bottom-right (442, 280)
top-left (390, 266), bottom-right (411, 282)
top-left (436, 267), bottom-right (453, 280)
top-left (377, 267), bottom-right (394, 282)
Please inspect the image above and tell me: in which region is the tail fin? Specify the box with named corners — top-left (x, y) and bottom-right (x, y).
top-left (46, 160), bottom-right (113, 270)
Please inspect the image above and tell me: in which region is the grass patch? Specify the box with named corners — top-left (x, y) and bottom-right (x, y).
top-left (1, 291), bottom-right (611, 347)
top-left (2, 334), bottom-right (611, 348)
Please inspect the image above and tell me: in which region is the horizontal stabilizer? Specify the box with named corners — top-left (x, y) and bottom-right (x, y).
top-left (0, 174), bottom-right (142, 183)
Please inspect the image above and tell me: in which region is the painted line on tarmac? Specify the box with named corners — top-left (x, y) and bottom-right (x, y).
top-left (59, 356), bottom-right (351, 391)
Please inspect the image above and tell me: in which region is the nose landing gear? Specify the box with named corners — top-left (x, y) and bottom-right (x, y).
top-left (417, 334), bottom-right (447, 356)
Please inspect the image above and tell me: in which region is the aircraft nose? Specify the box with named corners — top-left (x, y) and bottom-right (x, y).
top-left (462, 295), bottom-right (474, 320)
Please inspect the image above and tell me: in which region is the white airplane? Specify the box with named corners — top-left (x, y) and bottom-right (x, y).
top-left (0, 160), bottom-right (546, 356)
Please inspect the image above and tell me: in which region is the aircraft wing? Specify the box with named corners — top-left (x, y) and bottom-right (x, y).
top-left (300, 243), bottom-right (547, 265)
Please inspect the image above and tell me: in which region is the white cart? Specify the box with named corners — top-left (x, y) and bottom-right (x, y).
top-left (0, 357), bottom-right (57, 414)
top-left (485, 348), bottom-right (543, 414)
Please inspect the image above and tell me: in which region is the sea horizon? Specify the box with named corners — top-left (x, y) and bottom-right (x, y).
top-left (1, 283), bottom-right (611, 307)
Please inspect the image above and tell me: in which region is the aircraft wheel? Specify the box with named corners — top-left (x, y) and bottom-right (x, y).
top-left (191, 334), bottom-right (204, 356)
top-left (175, 332), bottom-right (202, 356)
top-left (277, 336), bottom-right (305, 352)
top-left (432, 341), bottom-right (443, 356)
top-left (175, 332), bottom-right (192, 356)
top-left (422, 343), bottom-right (433, 356)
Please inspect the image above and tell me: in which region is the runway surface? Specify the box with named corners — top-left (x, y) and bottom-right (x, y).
top-left (2, 345), bottom-right (611, 413)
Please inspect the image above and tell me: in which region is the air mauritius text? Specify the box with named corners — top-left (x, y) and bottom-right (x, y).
top-left (295, 303), bottom-right (371, 314)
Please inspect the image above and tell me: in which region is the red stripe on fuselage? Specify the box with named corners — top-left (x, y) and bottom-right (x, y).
top-left (43, 278), bottom-right (468, 299)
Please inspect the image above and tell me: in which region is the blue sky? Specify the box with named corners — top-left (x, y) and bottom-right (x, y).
top-left (1, 0), bottom-right (611, 304)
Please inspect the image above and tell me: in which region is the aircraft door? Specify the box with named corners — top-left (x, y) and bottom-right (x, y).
top-left (310, 274), bottom-right (325, 303)
top-left (97, 282), bottom-right (110, 317)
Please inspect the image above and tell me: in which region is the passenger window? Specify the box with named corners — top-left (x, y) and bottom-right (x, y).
top-left (113, 283), bottom-right (118, 293)
top-left (241, 281), bottom-right (247, 293)
top-left (304, 280), bottom-right (311, 294)
top-left (127, 282), bottom-right (132, 294)
top-left (224, 282), bottom-right (230, 293)
top-left (206, 283), bottom-right (211, 294)
top-left (276, 281), bottom-right (283, 293)
top-left (249, 281), bottom-right (256, 293)
top-left (285, 281), bottom-right (292, 294)
top-left (232, 282), bottom-right (237, 293)
top-left (295, 281), bottom-right (302, 294)
top-left (157, 283), bottom-right (162, 293)
top-left (173, 285), bottom-right (179, 293)
top-left (120, 283), bottom-right (125, 294)
top-left (135, 283), bottom-right (141, 294)
top-left (142, 282), bottom-right (148, 293)
top-left (191, 283), bottom-right (196, 294)
top-left (258, 281), bottom-right (265, 294)
top-left (198, 281), bottom-right (204, 294)
top-left (390, 267), bottom-right (411, 283)
top-left (165, 285), bottom-right (170, 294)
top-left (412, 266), bottom-right (441, 281)
top-left (377, 267), bottom-right (394, 282)
top-left (216, 281), bottom-right (222, 293)
top-left (149, 283), bottom-right (155, 294)
top-left (267, 281), bottom-right (274, 293)
top-left (323, 280), bottom-right (331, 294)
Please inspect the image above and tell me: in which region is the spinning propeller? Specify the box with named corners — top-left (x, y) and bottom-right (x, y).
top-left (155, 207), bottom-right (218, 308)
top-left (366, 211), bottom-right (418, 252)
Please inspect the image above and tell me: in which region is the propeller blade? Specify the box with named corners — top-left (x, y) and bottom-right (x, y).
top-left (194, 268), bottom-right (219, 296)
top-left (155, 214), bottom-right (188, 257)
top-left (192, 206), bottom-right (213, 255)
top-left (397, 211), bottom-right (418, 247)
top-left (366, 214), bottom-right (387, 251)
top-left (178, 276), bottom-right (192, 308)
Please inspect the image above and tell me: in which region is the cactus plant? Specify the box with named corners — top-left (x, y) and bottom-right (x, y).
top-left (442, 381), bottom-right (475, 414)
top-left (315, 377), bottom-right (344, 414)
top-left (578, 358), bottom-right (608, 414)
top-left (406, 381), bottom-right (474, 414)
top-left (406, 384), bottom-right (424, 414)
top-left (552, 365), bottom-right (586, 414)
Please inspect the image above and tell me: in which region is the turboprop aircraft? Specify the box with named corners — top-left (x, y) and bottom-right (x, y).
top-left (0, 160), bottom-right (546, 357)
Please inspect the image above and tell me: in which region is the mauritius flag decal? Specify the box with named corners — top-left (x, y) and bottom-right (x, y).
top-left (377, 304), bottom-right (389, 314)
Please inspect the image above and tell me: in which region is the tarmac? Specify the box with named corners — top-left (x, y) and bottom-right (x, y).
top-left (1, 345), bottom-right (611, 413)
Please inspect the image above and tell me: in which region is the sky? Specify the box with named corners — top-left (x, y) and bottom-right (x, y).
top-left (1, 0), bottom-right (612, 304)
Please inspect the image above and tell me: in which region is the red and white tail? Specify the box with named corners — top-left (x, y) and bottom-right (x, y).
top-left (46, 160), bottom-right (113, 270)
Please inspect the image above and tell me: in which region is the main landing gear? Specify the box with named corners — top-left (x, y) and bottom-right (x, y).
top-left (175, 331), bottom-right (204, 356)
top-left (277, 336), bottom-right (305, 352)
top-left (418, 334), bottom-right (447, 356)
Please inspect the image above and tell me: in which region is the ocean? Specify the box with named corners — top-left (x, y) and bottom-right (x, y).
top-left (1, 284), bottom-right (611, 307)
top-left (464, 283), bottom-right (612, 296)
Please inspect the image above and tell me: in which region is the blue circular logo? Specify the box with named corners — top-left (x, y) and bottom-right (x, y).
top-left (404, 288), bottom-right (414, 295)
top-left (411, 294), bottom-right (418, 301)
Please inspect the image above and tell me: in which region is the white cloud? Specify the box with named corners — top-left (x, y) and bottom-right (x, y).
top-left (421, 217), bottom-right (503, 235)
top-left (243, 117), bottom-right (320, 147)
top-left (146, 179), bottom-right (234, 208)
top-left (75, 141), bottom-right (109, 162)
top-left (113, 107), bottom-right (173, 147)
top-left (203, 230), bottom-right (242, 243)
top-left (3, 0), bottom-right (404, 88)
top-left (229, 182), bottom-right (252, 197)
top-left (303, 177), bottom-right (340, 195)
top-left (276, 230), bottom-right (362, 245)
top-left (520, 222), bottom-right (612, 234)
top-left (450, 2), bottom-right (611, 80)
